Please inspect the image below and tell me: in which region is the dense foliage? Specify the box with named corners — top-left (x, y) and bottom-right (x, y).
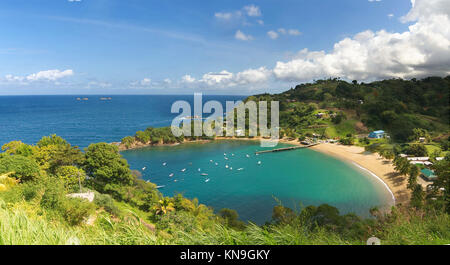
top-left (248, 76), bottom-right (449, 142)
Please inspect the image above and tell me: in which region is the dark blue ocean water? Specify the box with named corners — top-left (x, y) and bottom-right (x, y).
top-left (0, 95), bottom-right (244, 148)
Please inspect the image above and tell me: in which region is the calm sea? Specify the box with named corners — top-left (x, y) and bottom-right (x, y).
top-left (0, 95), bottom-right (393, 223)
top-left (0, 95), bottom-right (244, 148)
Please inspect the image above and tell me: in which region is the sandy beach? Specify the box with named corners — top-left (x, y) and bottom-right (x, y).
top-left (117, 136), bottom-right (410, 205)
top-left (310, 143), bottom-right (410, 205)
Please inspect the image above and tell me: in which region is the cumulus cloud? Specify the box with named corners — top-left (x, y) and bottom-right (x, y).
top-left (267, 30), bottom-right (279, 40)
top-left (273, 0), bottom-right (450, 82)
top-left (181, 75), bottom-right (196, 83)
top-left (243, 5), bottom-right (261, 17)
top-left (215, 5), bottom-right (262, 25)
top-left (288, 29), bottom-right (302, 36)
top-left (235, 30), bottom-right (253, 41)
top-left (26, 69), bottom-right (74, 81)
top-left (4, 69), bottom-right (74, 84)
top-left (178, 67), bottom-right (272, 89)
top-left (214, 12), bottom-right (237, 21)
top-left (140, 78), bottom-right (151, 86)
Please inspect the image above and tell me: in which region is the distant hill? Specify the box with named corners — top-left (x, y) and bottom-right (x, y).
top-left (246, 76), bottom-right (450, 142)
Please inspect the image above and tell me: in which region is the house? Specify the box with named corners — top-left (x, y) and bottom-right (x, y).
top-left (420, 169), bottom-right (437, 182)
top-left (419, 137), bottom-right (426, 143)
top-left (235, 129), bottom-right (245, 137)
top-left (368, 130), bottom-right (385, 139)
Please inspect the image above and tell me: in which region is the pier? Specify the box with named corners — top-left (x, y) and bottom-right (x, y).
top-left (255, 143), bottom-right (319, 154)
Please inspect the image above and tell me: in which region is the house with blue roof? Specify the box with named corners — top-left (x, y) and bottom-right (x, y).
top-left (368, 130), bottom-right (386, 139)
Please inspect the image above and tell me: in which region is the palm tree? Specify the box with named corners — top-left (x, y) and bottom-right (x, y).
top-left (152, 198), bottom-right (175, 215)
top-left (408, 165), bottom-right (420, 190)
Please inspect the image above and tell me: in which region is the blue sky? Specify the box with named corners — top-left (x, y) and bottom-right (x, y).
top-left (0, 0), bottom-right (448, 95)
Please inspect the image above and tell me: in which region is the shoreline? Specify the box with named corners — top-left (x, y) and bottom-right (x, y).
top-left (310, 143), bottom-right (410, 206)
top-left (116, 137), bottom-right (409, 206)
top-left (115, 136), bottom-right (302, 151)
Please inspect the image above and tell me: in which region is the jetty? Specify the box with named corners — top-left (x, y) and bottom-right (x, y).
top-left (255, 143), bottom-right (319, 154)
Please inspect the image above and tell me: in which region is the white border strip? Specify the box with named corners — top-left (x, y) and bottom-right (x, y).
top-left (351, 162), bottom-right (396, 205)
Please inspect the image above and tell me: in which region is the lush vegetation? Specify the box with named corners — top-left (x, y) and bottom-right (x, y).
top-left (0, 134), bottom-right (449, 245)
top-left (248, 76), bottom-right (449, 144)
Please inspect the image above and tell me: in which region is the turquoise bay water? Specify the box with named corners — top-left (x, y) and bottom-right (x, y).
top-left (122, 140), bottom-right (393, 224)
top-left (0, 95), bottom-right (393, 224)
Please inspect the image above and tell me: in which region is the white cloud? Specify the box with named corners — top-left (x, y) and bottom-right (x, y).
top-left (140, 78), bottom-right (151, 86)
top-left (268, 28), bottom-right (301, 39)
top-left (235, 67), bottom-right (272, 85)
top-left (272, 0), bottom-right (450, 82)
top-left (277, 28), bottom-right (287, 35)
top-left (87, 81), bottom-right (112, 88)
top-left (214, 12), bottom-right (236, 21)
top-left (368, 0), bottom-right (382, 2)
top-left (26, 69), bottom-right (74, 81)
top-left (267, 30), bottom-right (279, 40)
top-left (7, 69), bottom-right (74, 82)
top-left (288, 29), bottom-right (302, 36)
top-left (181, 75), bottom-right (196, 83)
top-left (178, 67), bottom-right (272, 89)
top-left (388, 13), bottom-right (394, 18)
top-left (200, 71), bottom-right (234, 86)
top-left (257, 20), bottom-right (264, 25)
top-left (68, 0), bottom-right (82, 2)
top-left (243, 5), bottom-right (262, 17)
top-left (235, 30), bottom-right (253, 41)
top-left (163, 78), bottom-right (172, 84)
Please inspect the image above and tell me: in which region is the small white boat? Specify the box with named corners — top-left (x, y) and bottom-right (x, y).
top-left (257, 161), bottom-right (262, 165)
top-left (215, 162), bottom-right (218, 166)
top-left (205, 178), bottom-right (210, 183)
top-left (231, 153), bottom-right (234, 156)
top-left (210, 160), bottom-right (213, 163)
top-left (229, 167), bottom-right (233, 170)
top-left (224, 157), bottom-right (229, 160)
top-left (246, 154), bottom-right (250, 158)
top-left (169, 173), bottom-right (174, 177)
top-left (174, 180), bottom-right (178, 182)
top-left (237, 168), bottom-right (244, 171)
top-left (224, 153), bottom-right (227, 156)
top-left (142, 167), bottom-right (146, 171)
top-left (225, 165), bottom-right (229, 168)
top-left (201, 173), bottom-right (208, 176)
top-left (162, 162), bottom-right (167, 166)
top-left (156, 185), bottom-right (165, 189)
top-left (181, 168), bottom-right (186, 172)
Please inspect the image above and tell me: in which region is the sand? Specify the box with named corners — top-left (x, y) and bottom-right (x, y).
top-left (310, 143), bottom-right (410, 205)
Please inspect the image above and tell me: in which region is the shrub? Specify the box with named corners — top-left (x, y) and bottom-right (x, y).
top-left (61, 197), bottom-right (95, 226)
top-left (94, 192), bottom-right (121, 216)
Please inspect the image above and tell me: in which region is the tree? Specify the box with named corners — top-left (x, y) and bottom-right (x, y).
top-left (432, 154), bottom-right (450, 213)
top-left (219, 208), bottom-right (246, 230)
top-left (55, 165), bottom-right (86, 192)
top-left (407, 165), bottom-right (420, 190)
top-left (37, 134), bottom-right (69, 148)
top-left (84, 143), bottom-right (134, 196)
top-left (1, 141), bottom-right (34, 157)
top-left (34, 143), bottom-right (85, 175)
top-left (407, 144), bottom-right (428, 157)
top-left (411, 184), bottom-right (424, 209)
top-left (121, 136), bottom-right (135, 148)
top-left (272, 205), bottom-right (296, 224)
top-left (0, 155), bottom-right (40, 181)
top-left (394, 156), bottom-right (410, 176)
top-left (152, 198), bottom-right (175, 215)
